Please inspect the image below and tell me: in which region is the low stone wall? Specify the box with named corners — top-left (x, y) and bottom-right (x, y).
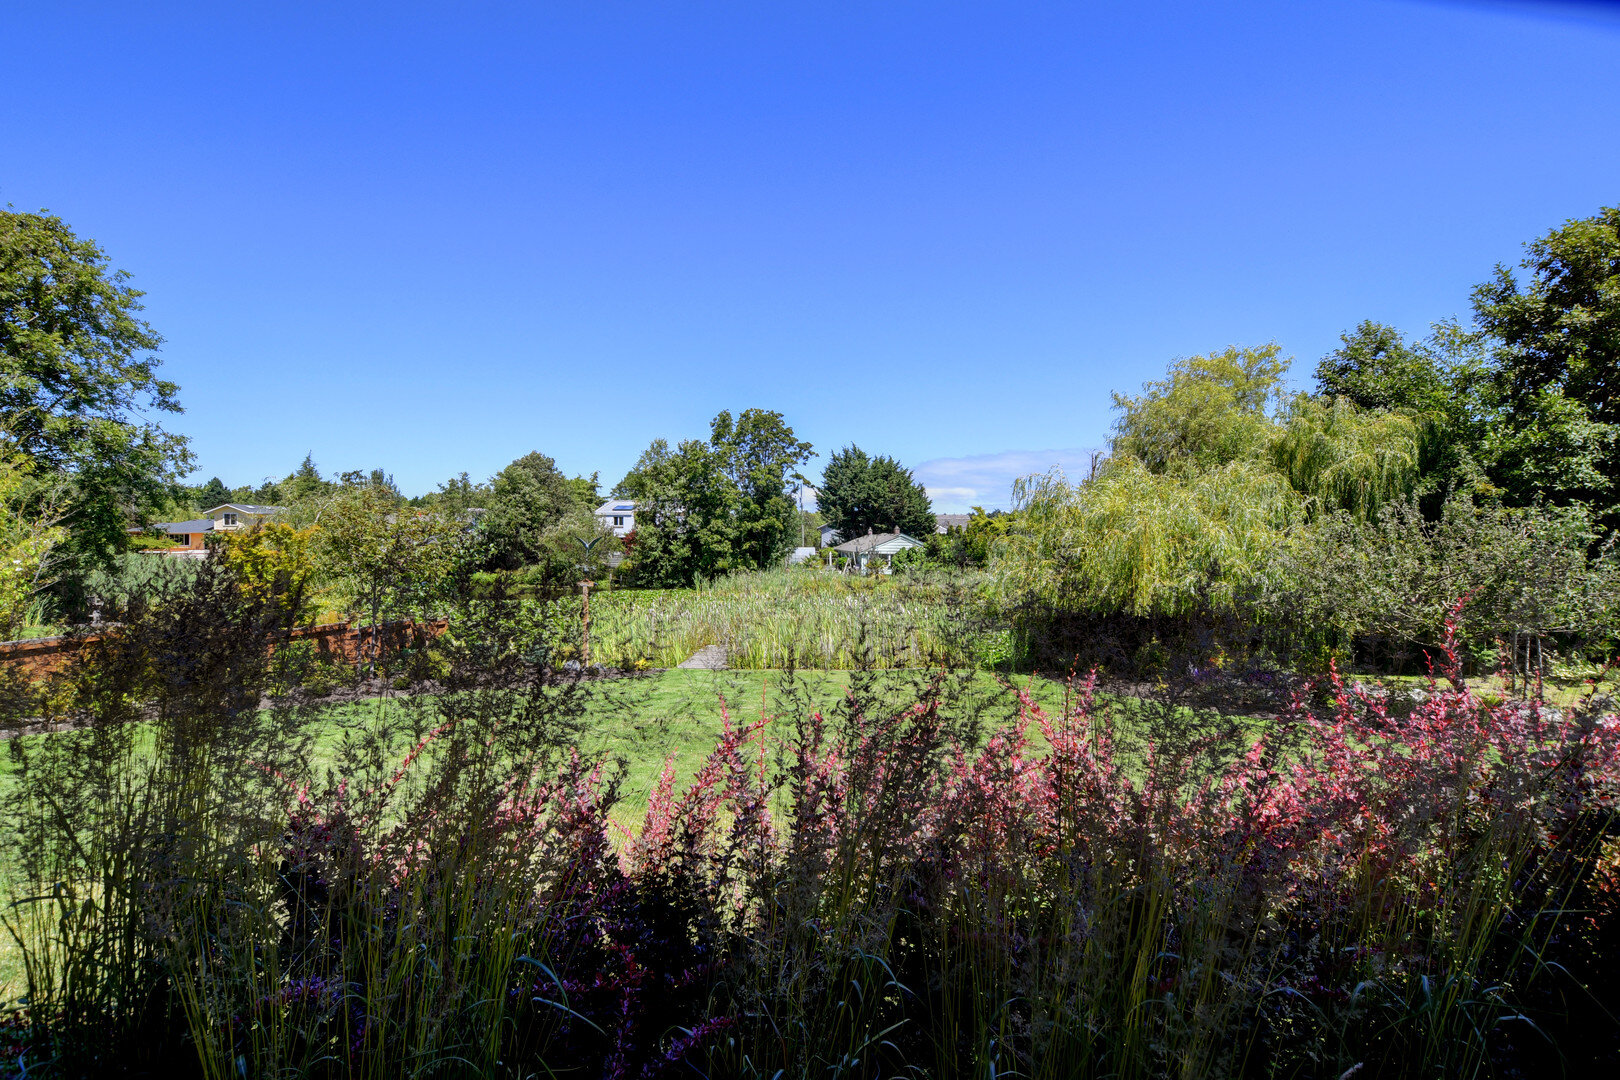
top-left (0, 618), bottom-right (449, 680)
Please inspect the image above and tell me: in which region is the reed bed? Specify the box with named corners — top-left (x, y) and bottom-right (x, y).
top-left (578, 568), bottom-right (1008, 669)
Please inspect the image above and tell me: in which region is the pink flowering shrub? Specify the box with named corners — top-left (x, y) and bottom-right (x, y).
top-left (8, 595), bottom-right (1620, 1077)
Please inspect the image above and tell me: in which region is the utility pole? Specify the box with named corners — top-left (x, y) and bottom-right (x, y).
top-left (791, 471), bottom-right (810, 549)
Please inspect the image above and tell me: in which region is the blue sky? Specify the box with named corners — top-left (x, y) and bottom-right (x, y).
top-left (3, 1), bottom-right (1618, 510)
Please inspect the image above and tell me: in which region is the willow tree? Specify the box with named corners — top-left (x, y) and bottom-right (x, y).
top-left (1271, 396), bottom-right (1420, 521)
top-left (1110, 343), bottom-right (1288, 473)
top-left (995, 458), bottom-right (1300, 619)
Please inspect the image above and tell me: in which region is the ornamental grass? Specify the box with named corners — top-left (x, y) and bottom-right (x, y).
top-left (3, 575), bottom-right (1619, 1077)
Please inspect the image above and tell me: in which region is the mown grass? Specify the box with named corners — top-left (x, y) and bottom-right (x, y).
top-left (568, 667), bottom-right (1082, 809)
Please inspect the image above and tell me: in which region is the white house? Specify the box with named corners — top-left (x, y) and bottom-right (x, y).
top-left (823, 516), bottom-right (966, 546)
top-left (831, 530), bottom-right (925, 573)
top-left (595, 499), bottom-right (637, 537)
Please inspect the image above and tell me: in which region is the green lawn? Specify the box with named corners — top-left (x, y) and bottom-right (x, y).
top-left (0, 667), bottom-right (1078, 1000)
top-left (570, 667), bottom-right (1080, 814)
top-left (0, 664), bottom-right (1235, 1002)
top-left (0, 667), bottom-right (1078, 813)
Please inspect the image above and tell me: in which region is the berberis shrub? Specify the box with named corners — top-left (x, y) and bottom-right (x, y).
top-left (3, 572), bottom-right (1619, 1076)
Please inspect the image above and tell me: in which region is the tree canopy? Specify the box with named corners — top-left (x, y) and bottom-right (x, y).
top-left (195, 476), bottom-right (230, 510)
top-left (618, 409), bottom-right (812, 586)
top-left (998, 344), bottom-right (1422, 621)
top-left (817, 446), bottom-right (935, 541)
top-left (1473, 205), bottom-right (1620, 514)
top-left (481, 451), bottom-right (589, 572)
top-left (1110, 344), bottom-right (1287, 473)
top-left (0, 209), bottom-right (191, 564)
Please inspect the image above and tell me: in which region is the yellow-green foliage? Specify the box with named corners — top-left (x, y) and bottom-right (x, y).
top-left (1109, 343), bottom-right (1287, 472)
top-left (215, 522), bottom-right (321, 623)
top-left (0, 453), bottom-right (64, 639)
top-left (1272, 395), bottom-right (1420, 520)
top-left (581, 569), bottom-right (996, 669)
top-left (993, 345), bottom-right (1424, 621)
top-left (996, 459), bottom-right (1299, 617)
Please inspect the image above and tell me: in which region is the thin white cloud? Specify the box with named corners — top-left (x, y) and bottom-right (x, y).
top-left (914, 447), bottom-right (1103, 512)
top-left (792, 481), bottom-right (821, 511)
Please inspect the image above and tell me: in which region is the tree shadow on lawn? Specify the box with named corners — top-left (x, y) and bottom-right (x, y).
top-left (570, 665), bottom-right (1268, 822)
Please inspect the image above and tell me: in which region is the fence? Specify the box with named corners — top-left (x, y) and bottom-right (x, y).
top-left (0, 618), bottom-right (449, 680)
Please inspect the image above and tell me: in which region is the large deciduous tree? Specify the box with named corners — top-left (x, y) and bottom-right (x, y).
top-left (481, 451), bottom-right (588, 571)
top-left (817, 446), bottom-right (934, 541)
top-left (712, 408), bottom-right (813, 566)
top-left (1313, 321), bottom-right (1492, 512)
top-left (1472, 205), bottom-right (1620, 515)
top-left (1109, 344), bottom-right (1287, 474)
top-left (1315, 320), bottom-right (1454, 416)
top-left (619, 409), bottom-right (812, 585)
top-left (0, 209), bottom-right (192, 565)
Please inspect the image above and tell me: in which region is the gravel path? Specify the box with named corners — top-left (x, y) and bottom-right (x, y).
top-left (677, 645), bottom-right (730, 670)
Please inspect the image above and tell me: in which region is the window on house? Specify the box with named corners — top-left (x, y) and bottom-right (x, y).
top-left (614, 515), bottom-right (624, 527)
top-left (223, 513), bottom-right (237, 526)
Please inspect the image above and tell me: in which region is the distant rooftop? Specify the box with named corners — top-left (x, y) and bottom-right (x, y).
top-left (833, 530), bottom-right (921, 554)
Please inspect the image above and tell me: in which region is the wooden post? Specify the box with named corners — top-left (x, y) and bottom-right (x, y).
top-left (578, 580), bottom-right (592, 667)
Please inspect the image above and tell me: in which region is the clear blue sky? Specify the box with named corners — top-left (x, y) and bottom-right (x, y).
top-left (3, 1), bottom-right (1617, 510)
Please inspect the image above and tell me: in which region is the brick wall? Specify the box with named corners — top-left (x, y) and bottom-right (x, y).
top-left (0, 618), bottom-right (449, 680)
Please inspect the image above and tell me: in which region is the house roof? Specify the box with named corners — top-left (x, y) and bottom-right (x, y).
top-left (935, 514), bottom-right (972, 532)
top-left (832, 531), bottom-right (924, 554)
top-left (203, 504), bottom-right (284, 516)
top-left (595, 499), bottom-right (637, 514)
top-left (155, 519), bottom-right (214, 534)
